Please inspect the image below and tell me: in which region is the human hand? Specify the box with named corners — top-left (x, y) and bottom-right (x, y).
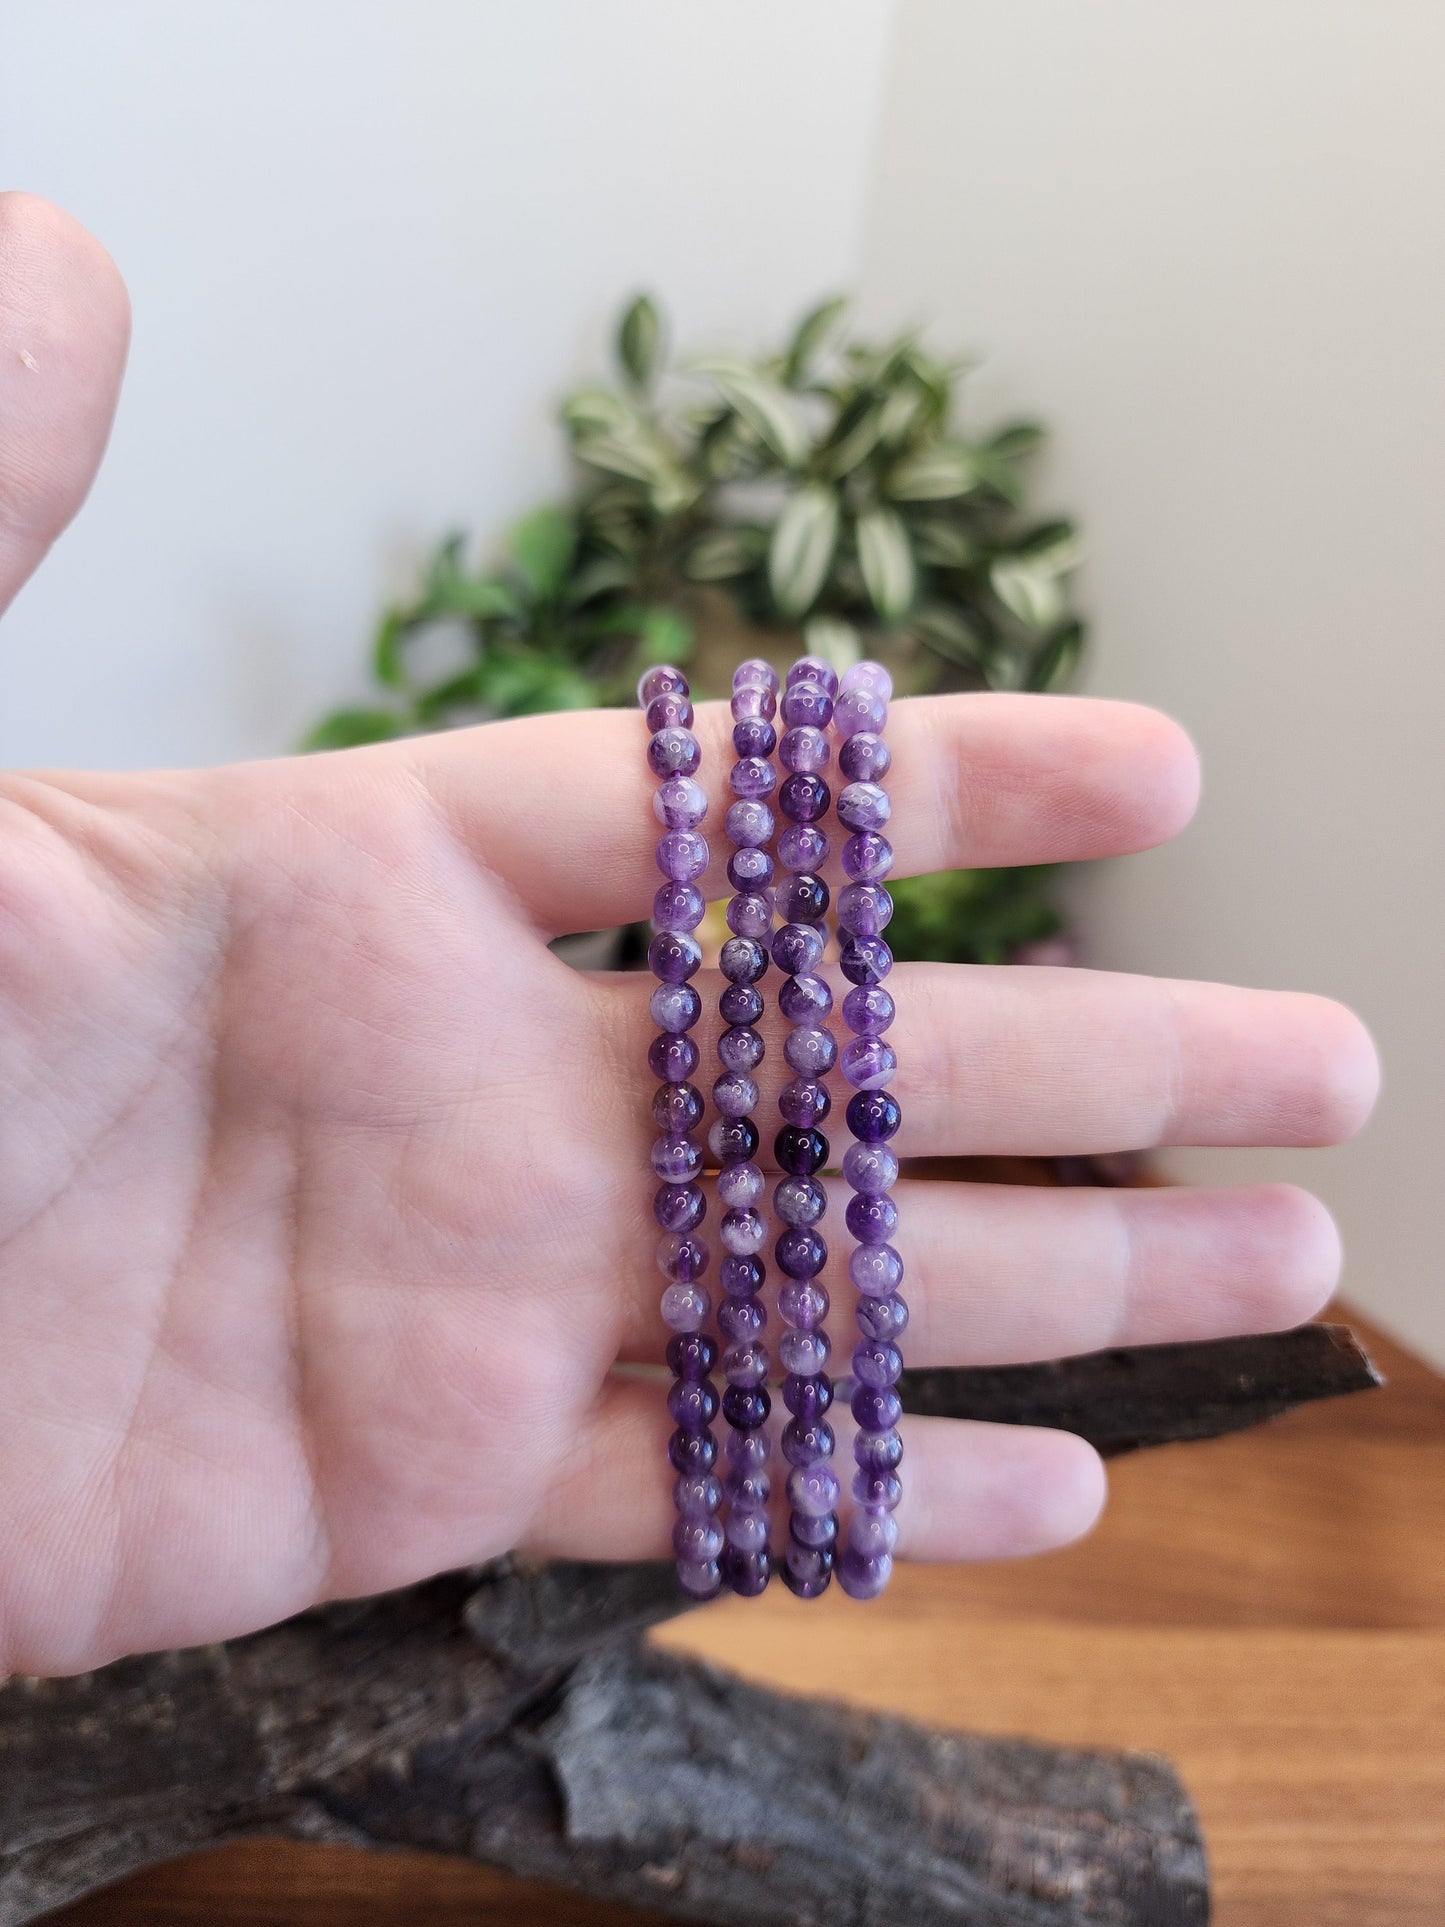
top-left (0, 196), bottom-right (1378, 1676)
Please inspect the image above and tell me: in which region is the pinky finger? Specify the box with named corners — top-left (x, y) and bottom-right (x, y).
top-left (519, 1377), bottom-right (1106, 1567)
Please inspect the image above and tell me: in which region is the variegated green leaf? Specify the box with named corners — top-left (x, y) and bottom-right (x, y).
top-left (617, 294), bottom-right (662, 389)
top-left (991, 558), bottom-right (1067, 631)
top-left (1027, 619), bottom-right (1085, 691)
top-left (560, 387), bottom-right (637, 438)
top-left (693, 357), bottom-right (808, 468)
top-left (768, 483), bottom-right (839, 617)
top-left (910, 518), bottom-right (976, 569)
top-left (912, 603), bottom-right (990, 669)
top-left (818, 402), bottom-right (885, 480)
top-left (1006, 519), bottom-right (1083, 576)
top-left (783, 294), bottom-right (847, 385)
top-left (886, 442), bottom-right (979, 501)
top-left (985, 419), bottom-right (1046, 462)
top-left (509, 506), bottom-right (576, 599)
top-left (682, 527), bottom-right (763, 581)
top-left (802, 614), bottom-right (861, 675)
top-left (856, 506), bottom-right (916, 623)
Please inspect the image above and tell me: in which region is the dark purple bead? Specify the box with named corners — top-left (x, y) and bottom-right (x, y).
top-left (776, 872), bottom-right (829, 924)
top-left (781, 1540), bottom-right (834, 1596)
top-left (777, 1227), bottom-right (827, 1279)
top-left (717, 1295), bottom-right (767, 1343)
top-left (726, 846), bottom-right (775, 892)
top-left (854, 1426), bottom-right (905, 1473)
top-left (721, 1384), bottom-right (771, 1431)
top-left (841, 830), bottom-right (894, 882)
top-left (772, 922), bottom-right (826, 975)
top-left (639, 664), bottom-right (689, 705)
top-left (778, 724), bottom-right (830, 774)
top-left (852, 1340), bottom-right (903, 1389)
top-left (839, 934), bottom-right (893, 985)
top-left (725, 799), bottom-right (774, 849)
top-left (840, 1037), bottom-right (897, 1090)
top-left (779, 771), bottom-right (830, 823)
top-left (782, 1419), bottom-right (835, 1466)
top-left (774, 1174), bottom-right (827, 1227)
top-left (847, 1087), bottom-right (901, 1142)
top-left (842, 983), bottom-right (895, 1035)
top-left (725, 1427), bottom-right (771, 1475)
top-left (649, 981), bottom-right (702, 1033)
top-left (719, 982), bottom-right (764, 1027)
top-left (856, 1292), bottom-right (909, 1344)
top-left (730, 756), bottom-right (776, 800)
top-left (836, 780), bottom-right (891, 833)
top-left (709, 1115), bottom-right (760, 1165)
top-left (718, 1024), bottom-right (765, 1072)
top-left (777, 973), bottom-right (832, 1024)
top-left (778, 1076), bottom-right (831, 1126)
top-left (732, 716), bottom-right (776, 758)
top-left (722, 1545), bottom-right (771, 1597)
top-left (776, 822), bottom-right (829, 873)
top-left (838, 1546), bottom-right (893, 1601)
top-left (653, 1179), bottom-right (706, 1231)
top-left (853, 1468), bottom-right (903, 1511)
top-left (655, 828), bottom-right (709, 884)
top-left (720, 1253), bottom-right (765, 1298)
top-left (724, 1508), bottom-right (770, 1558)
top-left (646, 691), bottom-right (694, 733)
top-left (648, 930), bottom-right (702, 984)
top-left (720, 936), bottom-right (769, 984)
top-left (779, 680), bottom-right (834, 729)
top-left (724, 891), bottom-right (772, 941)
top-left (667, 1330), bottom-right (718, 1379)
top-left (790, 1508), bottom-right (839, 1551)
top-left (730, 681), bottom-right (776, 722)
top-left (658, 1233), bottom-right (709, 1283)
top-left (675, 1469), bottom-right (723, 1515)
top-left (783, 1372), bottom-right (833, 1419)
top-left (648, 727), bottom-right (702, 779)
top-left (838, 730), bottom-right (892, 782)
top-left (653, 1081), bottom-right (705, 1134)
top-left (648, 1031), bottom-right (700, 1082)
top-left (668, 1427), bottom-right (718, 1475)
top-left (669, 1376), bottom-right (720, 1429)
top-left (851, 1384), bottom-right (903, 1433)
top-left (846, 1191), bottom-right (899, 1245)
top-left (652, 881), bottom-right (706, 932)
top-left (837, 882), bottom-right (893, 938)
top-left (735, 655), bottom-right (780, 693)
top-left (785, 653), bottom-right (838, 696)
top-left (775, 1125), bottom-right (828, 1175)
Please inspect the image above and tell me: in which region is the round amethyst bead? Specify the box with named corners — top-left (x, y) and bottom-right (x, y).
top-left (839, 659), bottom-right (892, 701)
top-left (837, 882), bottom-right (893, 938)
top-left (653, 1180), bottom-right (706, 1231)
top-left (849, 1243), bottom-right (905, 1295)
top-left (655, 829), bottom-right (709, 883)
top-left (842, 983), bottom-right (895, 1035)
top-left (838, 731), bottom-right (892, 782)
top-left (652, 881), bottom-right (706, 933)
top-left (730, 755), bottom-right (777, 800)
top-left (840, 1036), bottom-right (898, 1090)
top-left (839, 935), bottom-right (894, 986)
top-left (639, 664), bottom-right (689, 705)
top-left (651, 1135), bottom-right (704, 1184)
top-left (726, 846), bottom-right (775, 892)
top-left (719, 982), bottom-right (764, 1027)
top-left (709, 1115), bottom-right (760, 1165)
top-left (648, 1031), bottom-right (700, 1082)
top-left (772, 922), bottom-right (826, 975)
top-left (646, 691), bottom-right (694, 733)
top-left (667, 1331), bottom-right (718, 1381)
top-left (846, 1087), bottom-right (902, 1143)
top-left (713, 1072), bottom-right (760, 1118)
top-left (777, 972), bottom-right (832, 1024)
top-left (775, 1125), bottom-right (828, 1175)
top-left (648, 930), bottom-right (702, 984)
top-left (648, 727), bottom-right (702, 779)
top-left (856, 1293), bottom-right (909, 1343)
top-left (778, 1076), bottom-right (831, 1126)
top-left (649, 981), bottom-right (702, 1034)
top-left (716, 1161), bottom-right (765, 1209)
top-left (720, 936), bottom-right (769, 984)
top-left (724, 891), bottom-right (772, 941)
top-left (774, 1175), bottom-right (827, 1227)
top-left (652, 774), bottom-right (707, 831)
top-left (776, 872), bottom-right (829, 925)
top-left (652, 1077), bottom-right (705, 1134)
top-left (841, 1141), bottom-right (898, 1195)
top-left (779, 724), bottom-right (830, 774)
top-left (779, 680), bottom-right (834, 730)
top-left (732, 715), bottom-right (777, 759)
top-left (783, 1372), bottom-right (833, 1420)
top-left (786, 653), bottom-right (838, 694)
top-left (725, 799), bottom-right (774, 849)
top-left (776, 822), bottom-right (830, 873)
top-left (841, 830), bottom-right (894, 882)
top-left (837, 780), bottom-right (891, 833)
top-left (735, 655), bottom-right (780, 692)
top-left (838, 1547), bottom-right (893, 1601)
top-left (776, 1227), bottom-right (828, 1279)
top-left (717, 1024), bottom-right (765, 1072)
top-left (833, 687), bottom-right (888, 739)
top-left (777, 1278), bottom-right (830, 1330)
top-left (778, 772), bottom-right (829, 823)
top-left (730, 681), bottom-right (776, 722)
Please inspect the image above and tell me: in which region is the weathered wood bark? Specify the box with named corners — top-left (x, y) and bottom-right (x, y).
top-left (0, 1324), bottom-right (1380, 1927)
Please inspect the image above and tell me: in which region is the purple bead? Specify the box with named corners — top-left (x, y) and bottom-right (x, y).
top-left (785, 653), bottom-right (838, 695)
top-left (846, 1087), bottom-right (901, 1142)
top-left (649, 981), bottom-right (702, 1033)
top-left (713, 1072), bottom-right (760, 1117)
top-left (851, 1384), bottom-right (903, 1432)
top-left (648, 1031), bottom-right (699, 1082)
top-left (781, 1549), bottom-right (834, 1598)
top-left (790, 1509), bottom-right (839, 1552)
top-left (777, 1277), bottom-right (830, 1330)
top-left (849, 1243), bottom-right (905, 1294)
top-left (720, 936), bottom-right (769, 984)
top-left (673, 1514), bottom-right (725, 1563)
top-left (723, 1341), bottom-right (769, 1390)
top-left (668, 1376), bottom-right (720, 1429)
top-left (783, 1372), bottom-right (833, 1419)
top-left (839, 935), bottom-right (893, 986)
top-left (653, 774), bottom-right (708, 831)
top-left (735, 656), bottom-right (780, 693)
top-left (651, 1134), bottom-right (703, 1183)
top-left (838, 731), bottom-right (892, 782)
top-left (854, 1426), bottom-right (905, 1473)
top-left (724, 1545), bottom-right (772, 1596)
top-left (838, 1547), bottom-right (893, 1601)
top-left (726, 1465), bottom-right (771, 1507)
top-left (779, 772), bottom-right (829, 823)
top-left (720, 1253), bottom-right (765, 1298)
top-left (677, 1557), bottom-right (723, 1600)
top-left (716, 1160), bottom-right (765, 1209)
top-left (726, 847), bottom-right (775, 892)
top-left (853, 1340), bottom-right (903, 1389)
top-left (724, 891), bottom-right (772, 940)
top-left (778, 1076), bottom-right (831, 1126)
top-left (651, 1062), bottom-right (702, 1125)
top-left (674, 1468), bottom-right (723, 1514)
top-left (730, 681), bottom-right (776, 722)
top-left (841, 1141), bottom-right (898, 1195)
top-left (724, 1505), bottom-right (770, 1553)
top-left (787, 1461), bottom-right (840, 1518)
top-left (777, 1227), bottom-right (828, 1279)
top-left (719, 1208), bottom-right (767, 1256)
top-left (777, 973), bottom-right (832, 1024)
top-left (780, 680), bottom-right (834, 730)
top-left (778, 1327), bottom-right (831, 1377)
top-left (840, 1037), bottom-right (898, 1090)
top-left (725, 799), bottom-right (774, 849)
top-left (839, 659), bottom-right (893, 701)
top-left (776, 822), bottom-right (829, 873)
top-left (842, 983), bottom-right (895, 1035)
top-left (717, 1295), bottom-right (767, 1344)
top-left (833, 687), bottom-right (888, 739)
top-left (718, 1025), bottom-right (765, 1073)
top-left (646, 691), bottom-right (694, 732)
top-left (774, 1175), bottom-right (827, 1227)
top-left (660, 1281), bottom-right (711, 1332)
top-left (725, 1426), bottom-right (771, 1473)
top-left (655, 829), bottom-right (709, 883)
top-left (840, 831), bottom-right (893, 883)
top-left (669, 1428), bottom-right (717, 1475)
top-left (730, 756), bottom-right (777, 800)
top-left (837, 781), bottom-right (891, 833)
top-left (778, 724), bottom-right (830, 774)
top-left (709, 1115), bottom-right (760, 1164)
top-left (772, 922), bottom-right (826, 975)
top-left (853, 1469), bottom-right (903, 1511)
top-left (783, 1025), bottom-right (837, 1077)
top-left (775, 1125), bottom-right (828, 1175)
top-left (847, 1505), bottom-right (899, 1557)
top-left (648, 930), bottom-right (702, 984)
top-left (653, 1179), bottom-right (706, 1231)
top-left (652, 881), bottom-right (706, 932)
top-left (722, 1384), bottom-right (771, 1431)
top-left (719, 982), bottom-right (764, 1027)
top-left (639, 664), bottom-right (690, 705)
top-left (658, 1232), bottom-right (710, 1282)
top-left (667, 1331), bottom-right (718, 1381)
top-left (837, 882), bottom-right (893, 938)
top-left (776, 872), bottom-right (829, 925)
top-left (648, 727), bottom-right (702, 779)
top-left (732, 716), bottom-right (777, 759)
top-left (782, 1418), bottom-right (835, 1467)
top-left (856, 1293), bottom-right (909, 1344)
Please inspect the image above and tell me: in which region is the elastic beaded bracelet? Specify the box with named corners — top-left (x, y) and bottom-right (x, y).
top-left (833, 660), bottom-right (903, 1601)
top-left (641, 664), bottom-right (724, 1601)
top-left (773, 654), bottom-right (842, 1598)
top-left (715, 656), bottom-right (780, 1598)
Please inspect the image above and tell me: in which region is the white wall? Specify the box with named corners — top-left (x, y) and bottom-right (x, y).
top-left (0, 0), bottom-right (895, 767)
top-left (861, 0), bottom-right (1445, 1361)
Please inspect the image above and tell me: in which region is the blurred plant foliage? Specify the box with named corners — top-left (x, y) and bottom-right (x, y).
top-left (307, 295), bottom-right (1086, 961)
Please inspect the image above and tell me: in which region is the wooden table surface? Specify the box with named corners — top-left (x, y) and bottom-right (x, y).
top-left (48, 1308), bottom-right (1445, 1926)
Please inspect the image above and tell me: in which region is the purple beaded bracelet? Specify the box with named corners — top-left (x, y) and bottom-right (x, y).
top-left (641, 664), bottom-right (725, 1602)
top-left (772, 653), bottom-right (843, 1598)
top-left (714, 657), bottom-right (781, 1597)
top-left (832, 661), bottom-right (904, 1600)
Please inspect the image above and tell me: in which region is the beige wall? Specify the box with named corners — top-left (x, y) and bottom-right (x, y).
top-left (860, 0), bottom-right (1445, 1361)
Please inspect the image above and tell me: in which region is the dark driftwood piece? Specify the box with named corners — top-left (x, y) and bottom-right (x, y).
top-left (0, 1324), bottom-right (1379, 1927)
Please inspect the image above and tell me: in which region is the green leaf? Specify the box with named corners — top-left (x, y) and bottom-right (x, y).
top-left (641, 607), bottom-right (694, 664)
top-left (617, 294), bottom-right (662, 389)
top-left (783, 295), bottom-right (847, 385)
top-left (560, 387), bottom-right (637, 438)
top-left (912, 602), bottom-right (991, 669)
top-left (886, 442), bottom-right (979, 501)
top-left (509, 506), bottom-right (577, 600)
top-left (302, 708), bottom-right (407, 751)
top-left (818, 399), bottom-right (885, 480)
top-left (475, 649), bottom-right (596, 717)
top-left (1026, 618), bottom-right (1085, 691)
top-left (1004, 519), bottom-right (1083, 575)
top-left (372, 607), bottom-right (408, 689)
top-left (856, 506), bottom-right (916, 623)
top-left (768, 483), bottom-right (839, 617)
top-left (431, 576), bottom-right (524, 620)
top-left (985, 420), bottom-right (1046, 462)
top-left (801, 615), bottom-right (861, 675)
top-left (990, 557), bottom-right (1067, 631)
top-left (681, 527), bottom-right (764, 581)
top-left (563, 554), bottom-right (636, 608)
top-left (693, 357), bottom-right (808, 468)
top-left (910, 518), bottom-right (976, 569)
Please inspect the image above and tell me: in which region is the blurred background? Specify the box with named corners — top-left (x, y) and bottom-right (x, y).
top-left (1, 0), bottom-right (1441, 1366)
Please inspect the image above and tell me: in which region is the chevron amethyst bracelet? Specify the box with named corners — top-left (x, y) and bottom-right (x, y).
top-left (641, 664), bottom-right (725, 1602)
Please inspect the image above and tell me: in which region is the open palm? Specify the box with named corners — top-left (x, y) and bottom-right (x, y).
top-left (0, 196), bottom-right (1377, 1678)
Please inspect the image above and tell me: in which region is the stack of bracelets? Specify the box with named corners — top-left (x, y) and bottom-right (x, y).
top-left (641, 653), bottom-right (901, 1603)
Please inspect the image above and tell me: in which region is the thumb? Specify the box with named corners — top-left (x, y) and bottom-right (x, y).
top-left (0, 192), bottom-right (130, 617)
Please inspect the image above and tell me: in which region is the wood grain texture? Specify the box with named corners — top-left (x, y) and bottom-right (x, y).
top-left (42, 1310), bottom-right (1445, 1926)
